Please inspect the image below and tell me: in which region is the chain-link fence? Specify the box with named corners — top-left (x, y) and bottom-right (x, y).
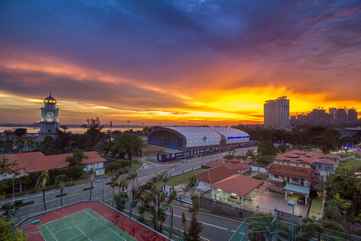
top-left (1, 179), bottom-right (187, 241)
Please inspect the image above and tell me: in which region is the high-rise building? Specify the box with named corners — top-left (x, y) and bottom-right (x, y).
top-left (329, 108), bottom-right (337, 121)
top-left (335, 108), bottom-right (348, 123)
top-left (348, 108), bottom-right (358, 122)
top-left (264, 96), bottom-right (290, 129)
top-left (308, 108), bottom-right (330, 126)
top-left (39, 93), bottom-right (59, 137)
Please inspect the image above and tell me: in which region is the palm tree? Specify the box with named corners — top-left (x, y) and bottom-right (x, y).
top-left (182, 212), bottom-right (187, 240)
top-left (36, 171), bottom-right (49, 210)
top-left (136, 173), bottom-right (176, 232)
top-left (56, 174), bottom-right (66, 206)
top-left (127, 170), bottom-right (138, 218)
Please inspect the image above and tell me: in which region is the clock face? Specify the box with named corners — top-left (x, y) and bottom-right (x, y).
top-left (46, 112), bottom-right (55, 121)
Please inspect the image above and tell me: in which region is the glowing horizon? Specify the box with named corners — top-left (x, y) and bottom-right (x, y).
top-left (1, 1), bottom-right (360, 125)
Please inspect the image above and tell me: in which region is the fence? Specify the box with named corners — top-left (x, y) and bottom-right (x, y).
top-left (1, 181), bottom-right (187, 241)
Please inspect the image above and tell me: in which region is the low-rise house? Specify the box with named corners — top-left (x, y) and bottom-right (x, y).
top-left (196, 166), bottom-right (238, 192)
top-left (267, 149), bottom-right (337, 205)
top-left (212, 174), bottom-right (263, 205)
top-left (275, 149), bottom-right (338, 181)
top-left (250, 164), bottom-right (268, 174)
top-left (1, 151), bottom-right (105, 179)
top-left (268, 163), bottom-right (318, 204)
top-left (268, 164), bottom-right (317, 187)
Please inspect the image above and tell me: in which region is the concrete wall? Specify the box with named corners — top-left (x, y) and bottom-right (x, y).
top-left (200, 195), bottom-right (253, 219)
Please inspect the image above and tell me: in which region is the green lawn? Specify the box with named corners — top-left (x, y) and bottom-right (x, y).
top-left (339, 158), bottom-right (361, 171)
top-left (309, 197), bottom-right (322, 220)
top-left (167, 169), bottom-right (205, 186)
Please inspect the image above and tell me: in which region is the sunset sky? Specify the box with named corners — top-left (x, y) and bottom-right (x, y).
top-left (0, 0), bottom-right (361, 125)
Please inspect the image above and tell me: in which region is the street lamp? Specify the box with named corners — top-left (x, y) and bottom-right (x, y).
top-left (84, 170), bottom-right (96, 201)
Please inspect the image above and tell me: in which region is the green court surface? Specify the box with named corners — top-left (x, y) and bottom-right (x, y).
top-left (40, 209), bottom-right (136, 241)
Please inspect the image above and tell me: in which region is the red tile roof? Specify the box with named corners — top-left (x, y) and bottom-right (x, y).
top-left (214, 174), bottom-right (263, 197)
top-left (268, 163), bottom-right (317, 182)
top-left (276, 149), bottom-right (337, 165)
top-left (197, 166), bottom-right (238, 184)
top-left (3, 151), bottom-right (105, 174)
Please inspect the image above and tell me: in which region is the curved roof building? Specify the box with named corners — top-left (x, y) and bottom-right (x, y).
top-left (148, 126), bottom-right (250, 150)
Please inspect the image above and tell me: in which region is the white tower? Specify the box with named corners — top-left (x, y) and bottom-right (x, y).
top-left (39, 93), bottom-right (59, 136)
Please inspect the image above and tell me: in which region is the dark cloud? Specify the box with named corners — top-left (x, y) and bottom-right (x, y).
top-left (0, 68), bottom-right (186, 110)
top-left (0, 0), bottom-right (361, 122)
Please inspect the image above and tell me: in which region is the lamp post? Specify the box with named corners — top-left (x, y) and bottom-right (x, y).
top-left (90, 171), bottom-right (95, 200)
top-left (84, 171), bottom-right (96, 201)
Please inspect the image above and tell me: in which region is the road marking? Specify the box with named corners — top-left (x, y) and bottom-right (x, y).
top-left (172, 204), bottom-right (241, 223)
top-left (168, 212), bottom-right (236, 232)
top-left (172, 226), bottom-right (211, 241)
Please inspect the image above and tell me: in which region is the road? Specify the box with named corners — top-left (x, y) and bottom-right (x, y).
top-left (1, 151), bottom-right (240, 241)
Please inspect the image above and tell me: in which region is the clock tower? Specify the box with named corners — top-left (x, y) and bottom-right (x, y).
top-left (39, 93), bottom-right (59, 137)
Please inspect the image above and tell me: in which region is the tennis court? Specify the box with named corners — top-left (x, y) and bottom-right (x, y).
top-left (40, 209), bottom-right (135, 241)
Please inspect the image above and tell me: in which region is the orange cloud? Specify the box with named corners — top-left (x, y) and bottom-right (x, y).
top-left (0, 54), bottom-right (360, 125)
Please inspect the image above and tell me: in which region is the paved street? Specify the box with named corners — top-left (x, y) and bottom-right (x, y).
top-left (1, 151), bottom-right (241, 241)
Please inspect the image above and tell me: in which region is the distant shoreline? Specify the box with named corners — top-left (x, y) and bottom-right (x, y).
top-left (0, 123), bottom-right (145, 128)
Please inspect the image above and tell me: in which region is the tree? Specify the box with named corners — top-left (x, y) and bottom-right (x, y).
top-left (106, 160), bottom-right (130, 175)
top-left (136, 173), bottom-right (176, 232)
top-left (82, 118), bottom-right (104, 149)
top-left (255, 140), bottom-right (277, 166)
top-left (182, 212), bottom-right (188, 240)
top-left (113, 192), bottom-right (128, 211)
top-left (0, 157), bottom-right (15, 174)
top-left (65, 149), bottom-right (86, 180)
top-left (185, 193), bottom-right (202, 241)
top-left (55, 175), bottom-right (66, 207)
top-left (0, 218), bottom-right (26, 241)
top-left (127, 170), bottom-right (138, 215)
top-left (257, 140), bottom-right (277, 156)
top-left (40, 136), bottom-right (56, 154)
top-left (110, 133), bottom-right (144, 162)
top-left (324, 159), bottom-right (361, 230)
top-left (13, 128), bottom-right (27, 138)
top-left (188, 176), bottom-right (197, 190)
top-left (297, 219), bottom-right (323, 241)
top-left (187, 209), bottom-right (202, 241)
top-left (191, 193), bottom-right (200, 213)
top-left (36, 171), bottom-right (49, 210)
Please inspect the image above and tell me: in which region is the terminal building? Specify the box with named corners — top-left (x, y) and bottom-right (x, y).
top-left (148, 126), bottom-right (251, 161)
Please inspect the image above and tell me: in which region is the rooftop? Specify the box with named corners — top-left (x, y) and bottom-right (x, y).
top-left (3, 151), bottom-right (105, 174)
top-left (276, 149), bottom-right (337, 165)
top-left (268, 163), bottom-right (317, 182)
top-left (284, 183), bottom-right (310, 195)
top-left (197, 165), bottom-right (238, 184)
top-left (214, 174), bottom-right (263, 197)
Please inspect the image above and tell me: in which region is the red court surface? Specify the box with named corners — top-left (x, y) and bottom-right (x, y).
top-left (22, 201), bottom-right (169, 241)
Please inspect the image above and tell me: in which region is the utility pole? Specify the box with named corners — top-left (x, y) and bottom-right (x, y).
top-left (170, 206), bottom-right (174, 239)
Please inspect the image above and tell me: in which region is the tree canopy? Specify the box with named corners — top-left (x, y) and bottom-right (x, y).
top-left (0, 218), bottom-right (26, 241)
top-left (109, 133), bottom-right (144, 161)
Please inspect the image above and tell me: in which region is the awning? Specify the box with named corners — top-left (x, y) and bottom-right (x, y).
top-left (284, 183), bottom-right (310, 196)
